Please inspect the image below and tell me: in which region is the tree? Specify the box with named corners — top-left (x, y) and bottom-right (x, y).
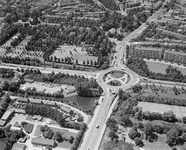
top-left (69, 136), bottom-right (74, 143)
top-left (120, 115), bottom-right (133, 127)
top-left (166, 127), bottom-right (182, 146)
top-left (162, 111), bottom-right (177, 123)
top-left (134, 137), bottom-right (144, 147)
top-left (182, 116), bottom-right (186, 124)
top-left (108, 130), bottom-right (118, 141)
top-left (54, 132), bottom-right (63, 142)
top-left (144, 122), bottom-right (153, 140)
top-left (128, 126), bottom-right (140, 140)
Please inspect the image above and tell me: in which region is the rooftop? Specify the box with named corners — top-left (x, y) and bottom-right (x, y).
top-left (165, 50), bottom-right (186, 56)
top-left (0, 119), bottom-right (6, 126)
top-left (31, 138), bottom-right (55, 146)
top-left (135, 46), bottom-right (162, 52)
top-left (12, 143), bottom-right (26, 150)
top-left (1, 109), bottom-right (14, 121)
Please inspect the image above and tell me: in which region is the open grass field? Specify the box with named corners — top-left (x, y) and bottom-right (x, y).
top-left (146, 61), bottom-right (186, 75)
top-left (138, 101), bottom-right (186, 118)
top-left (110, 71), bottom-right (125, 79)
top-left (140, 83), bottom-right (186, 100)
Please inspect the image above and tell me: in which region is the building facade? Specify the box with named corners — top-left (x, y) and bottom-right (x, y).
top-left (130, 46), bottom-right (163, 60)
top-left (164, 50), bottom-right (186, 64)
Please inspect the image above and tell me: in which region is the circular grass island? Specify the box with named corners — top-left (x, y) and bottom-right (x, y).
top-left (110, 70), bottom-right (125, 79)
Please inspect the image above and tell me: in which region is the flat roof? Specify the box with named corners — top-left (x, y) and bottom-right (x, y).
top-left (29, 98), bottom-right (42, 104)
top-left (135, 46), bottom-right (162, 52)
top-left (165, 50), bottom-right (186, 56)
top-left (60, 105), bottom-right (71, 113)
top-left (12, 143), bottom-right (26, 150)
top-left (17, 97), bottom-right (28, 102)
top-left (1, 110), bottom-right (14, 120)
top-left (31, 138), bottom-right (55, 146)
top-left (0, 119), bottom-right (6, 126)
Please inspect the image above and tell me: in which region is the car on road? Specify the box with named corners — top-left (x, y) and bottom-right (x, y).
top-left (96, 125), bottom-right (99, 128)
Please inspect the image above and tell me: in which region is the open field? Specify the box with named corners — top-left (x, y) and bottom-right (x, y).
top-left (73, 54), bottom-right (98, 64)
top-left (146, 61), bottom-right (186, 75)
top-left (138, 101), bottom-right (186, 118)
top-left (141, 84), bottom-right (186, 100)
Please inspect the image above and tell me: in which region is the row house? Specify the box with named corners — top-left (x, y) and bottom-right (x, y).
top-left (164, 50), bottom-right (186, 64)
top-left (130, 46), bottom-right (163, 60)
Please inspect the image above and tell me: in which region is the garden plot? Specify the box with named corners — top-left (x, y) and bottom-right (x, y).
top-left (138, 101), bottom-right (186, 118)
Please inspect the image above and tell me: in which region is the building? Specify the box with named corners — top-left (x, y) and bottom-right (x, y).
top-left (0, 119), bottom-right (6, 127)
top-left (60, 105), bottom-right (71, 114)
top-left (24, 78), bottom-right (34, 83)
top-left (29, 98), bottom-right (42, 104)
top-left (1, 109), bottom-right (15, 121)
top-left (164, 50), bottom-right (186, 64)
top-left (11, 143), bottom-right (26, 150)
top-left (130, 46), bottom-right (163, 60)
top-left (33, 115), bottom-right (43, 121)
top-left (31, 138), bottom-right (55, 147)
top-left (43, 128), bottom-right (54, 139)
top-left (42, 100), bottom-right (56, 106)
top-left (17, 97), bottom-right (28, 103)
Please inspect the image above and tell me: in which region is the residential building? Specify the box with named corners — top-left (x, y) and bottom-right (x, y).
top-left (11, 143), bottom-right (27, 150)
top-left (0, 119), bottom-right (6, 127)
top-left (1, 110), bottom-right (15, 121)
top-left (29, 98), bottom-right (42, 104)
top-left (43, 128), bottom-right (54, 139)
top-left (17, 97), bottom-right (28, 103)
top-left (31, 138), bottom-right (55, 147)
top-left (24, 78), bottom-right (34, 83)
top-left (164, 50), bottom-right (186, 64)
top-left (130, 46), bottom-right (163, 60)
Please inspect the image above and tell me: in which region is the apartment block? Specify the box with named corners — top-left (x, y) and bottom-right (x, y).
top-left (164, 50), bottom-right (186, 64)
top-left (130, 46), bottom-right (163, 59)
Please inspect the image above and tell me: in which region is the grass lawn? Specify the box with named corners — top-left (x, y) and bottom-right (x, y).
top-left (146, 61), bottom-right (186, 75)
top-left (141, 84), bottom-right (186, 100)
top-left (138, 102), bottom-right (186, 118)
top-left (34, 125), bottom-right (77, 139)
top-left (73, 54), bottom-right (98, 63)
top-left (110, 71), bottom-right (125, 79)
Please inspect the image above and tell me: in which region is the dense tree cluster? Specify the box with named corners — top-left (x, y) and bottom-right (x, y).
top-left (0, 80), bottom-right (20, 93)
top-left (127, 57), bottom-right (186, 82)
top-left (2, 56), bottom-right (41, 66)
top-left (103, 141), bottom-right (134, 150)
top-left (99, 0), bottom-right (120, 11)
top-left (0, 127), bottom-right (25, 150)
top-left (0, 94), bottom-right (11, 118)
top-left (136, 95), bottom-right (186, 107)
top-left (70, 123), bottom-right (87, 150)
top-left (143, 111), bottom-right (178, 123)
top-left (101, 11), bottom-right (146, 32)
top-left (0, 25), bottom-right (18, 46)
top-left (25, 103), bottom-right (83, 130)
top-left (0, 68), bottom-right (14, 78)
top-left (74, 78), bottom-right (102, 97)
